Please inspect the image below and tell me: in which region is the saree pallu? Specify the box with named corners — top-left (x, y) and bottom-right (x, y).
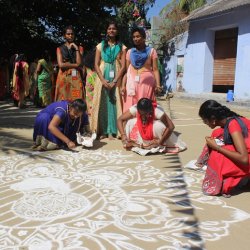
top-left (85, 67), bottom-right (97, 115)
top-left (54, 68), bottom-right (84, 101)
top-left (37, 59), bottom-right (53, 106)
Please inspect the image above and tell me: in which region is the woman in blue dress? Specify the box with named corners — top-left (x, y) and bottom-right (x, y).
top-left (33, 99), bottom-right (89, 150)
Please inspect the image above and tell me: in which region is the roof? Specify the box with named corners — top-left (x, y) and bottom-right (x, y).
top-left (185, 0), bottom-right (250, 21)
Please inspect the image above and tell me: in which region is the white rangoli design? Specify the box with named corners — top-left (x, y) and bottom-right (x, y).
top-left (0, 147), bottom-right (249, 249)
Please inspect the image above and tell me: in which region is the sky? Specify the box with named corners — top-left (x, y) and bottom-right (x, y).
top-left (146, 0), bottom-right (171, 19)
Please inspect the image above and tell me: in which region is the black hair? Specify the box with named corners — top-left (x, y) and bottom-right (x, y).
top-left (103, 21), bottom-right (122, 51)
top-left (83, 48), bottom-right (96, 70)
top-left (137, 98), bottom-right (153, 113)
top-left (42, 50), bottom-right (50, 62)
top-left (16, 54), bottom-right (25, 80)
top-left (199, 100), bottom-right (240, 121)
top-left (63, 25), bottom-right (74, 36)
top-left (69, 99), bottom-right (87, 113)
top-left (131, 26), bottom-right (146, 39)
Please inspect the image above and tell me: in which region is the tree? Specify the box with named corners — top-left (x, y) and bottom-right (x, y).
top-left (0, 0), bottom-right (123, 60)
top-left (115, 0), bottom-right (155, 47)
top-left (158, 0), bottom-right (206, 58)
top-left (179, 0), bottom-right (206, 13)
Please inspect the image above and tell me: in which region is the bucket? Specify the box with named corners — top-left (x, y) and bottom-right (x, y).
top-left (226, 90), bottom-right (234, 102)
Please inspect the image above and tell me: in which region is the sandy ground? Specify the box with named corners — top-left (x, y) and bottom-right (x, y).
top-left (0, 97), bottom-right (249, 250)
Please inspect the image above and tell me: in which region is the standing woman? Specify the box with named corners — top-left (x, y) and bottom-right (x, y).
top-left (83, 49), bottom-right (97, 118)
top-left (54, 25), bottom-right (84, 101)
top-left (12, 54), bottom-right (29, 108)
top-left (121, 27), bottom-right (161, 112)
top-left (36, 51), bottom-right (54, 107)
top-left (91, 21), bottom-right (126, 139)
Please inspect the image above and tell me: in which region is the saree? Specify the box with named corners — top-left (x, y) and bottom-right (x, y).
top-left (198, 118), bottom-right (250, 195)
top-left (85, 67), bottom-right (97, 115)
top-left (37, 59), bottom-right (53, 106)
top-left (12, 61), bottom-right (29, 102)
top-left (90, 42), bottom-right (125, 136)
top-left (126, 105), bottom-right (187, 153)
top-left (33, 100), bottom-right (89, 150)
top-left (54, 45), bottom-right (84, 101)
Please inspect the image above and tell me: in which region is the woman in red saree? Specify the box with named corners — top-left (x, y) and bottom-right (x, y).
top-left (12, 54), bottom-right (29, 108)
top-left (117, 98), bottom-right (186, 153)
top-left (198, 100), bottom-right (250, 196)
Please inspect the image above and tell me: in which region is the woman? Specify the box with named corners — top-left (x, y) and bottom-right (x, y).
top-left (54, 25), bottom-right (84, 101)
top-left (121, 27), bottom-right (162, 112)
top-left (83, 49), bottom-right (97, 117)
top-left (117, 98), bottom-right (187, 152)
top-left (33, 99), bottom-right (89, 151)
top-left (12, 54), bottom-right (29, 108)
top-left (198, 100), bottom-right (250, 196)
top-left (91, 21), bottom-right (126, 139)
top-left (36, 51), bottom-right (54, 107)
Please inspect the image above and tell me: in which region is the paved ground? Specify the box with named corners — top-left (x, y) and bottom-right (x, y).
top-left (0, 97), bottom-right (249, 250)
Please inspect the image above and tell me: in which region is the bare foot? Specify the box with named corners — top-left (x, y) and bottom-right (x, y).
top-left (99, 135), bottom-right (107, 140)
top-left (108, 134), bottom-right (115, 140)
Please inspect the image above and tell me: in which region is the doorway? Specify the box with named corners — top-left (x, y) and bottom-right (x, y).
top-left (212, 28), bottom-right (238, 93)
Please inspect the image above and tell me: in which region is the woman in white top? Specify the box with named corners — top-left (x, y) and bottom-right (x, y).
top-left (117, 98), bottom-right (187, 152)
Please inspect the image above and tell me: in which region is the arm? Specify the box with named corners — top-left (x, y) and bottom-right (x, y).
top-left (94, 47), bottom-right (110, 89)
top-left (206, 131), bottom-right (249, 166)
top-left (111, 47), bottom-right (126, 87)
top-left (48, 115), bottom-right (76, 149)
top-left (57, 46), bottom-right (81, 70)
top-left (117, 110), bottom-right (139, 149)
top-left (158, 113), bottom-right (175, 145)
top-left (152, 57), bottom-right (161, 93)
top-left (36, 62), bottom-right (42, 75)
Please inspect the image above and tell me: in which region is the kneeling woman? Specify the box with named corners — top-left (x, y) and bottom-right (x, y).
top-left (198, 100), bottom-right (250, 196)
top-left (117, 98), bottom-right (186, 152)
top-left (33, 99), bottom-right (89, 150)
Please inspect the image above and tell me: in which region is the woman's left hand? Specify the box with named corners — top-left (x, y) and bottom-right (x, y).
top-left (205, 136), bottom-right (218, 150)
top-left (155, 86), bottom-right (162, 95)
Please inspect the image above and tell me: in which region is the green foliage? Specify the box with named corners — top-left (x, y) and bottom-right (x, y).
top-left (179, 0), bottom-right (206, 13)
top-left (0, 0), bottom-right (156, 60)
top-left (159, 0), bottom-right (206, 54)
top-left (0, 0), bottom-right (122, 60)
top-left (115, 0), bottom-right (155, 48)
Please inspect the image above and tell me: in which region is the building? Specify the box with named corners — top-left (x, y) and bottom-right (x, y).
top-left (181, 0), bottom-right (250, 100)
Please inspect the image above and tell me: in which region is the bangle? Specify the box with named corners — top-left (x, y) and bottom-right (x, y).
top-left (121, 133), bottom-right (126, 137)
top-left (66, 140), bottom-right (71, 145)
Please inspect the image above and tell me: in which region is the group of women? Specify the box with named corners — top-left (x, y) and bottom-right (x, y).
top-left (32, 22), bottom-right (250, 197)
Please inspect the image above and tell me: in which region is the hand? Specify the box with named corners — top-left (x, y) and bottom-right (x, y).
top-left (67, 141), bottom-right (76, 149)
top-left (69, 43), bottom-right (78, 50)
top-left (120, 85), bottom-right (126, 96)
top-left (123, 140), bottom-right (135, 150)
top-left (205, 136), bottom-right (218, 150)
top-left (110, 81), bottom-right (116, 89)
top-left (101, 79), bottom-right (110, 89)
top-left (143, 139), bottom-right (160, 149)
top-left (155, 86), bottom-right (162, 94)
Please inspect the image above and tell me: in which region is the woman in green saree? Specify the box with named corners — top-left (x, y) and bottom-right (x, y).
top-left (90, 22), bottom-right (126, 139)
top-left (36, 50), bottom-right (54, 107)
